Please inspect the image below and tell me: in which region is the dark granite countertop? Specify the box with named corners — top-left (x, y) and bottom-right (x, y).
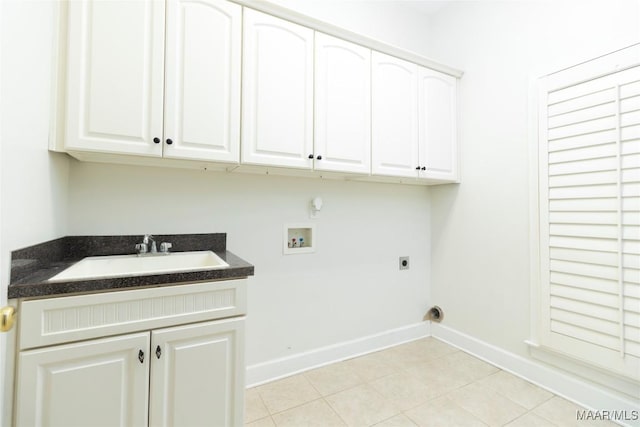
top-left (8, 234), bottom-right (254, 299)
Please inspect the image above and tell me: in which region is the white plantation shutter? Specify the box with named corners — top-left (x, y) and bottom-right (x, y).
top-left (538, 52), bottom-right (640, 380)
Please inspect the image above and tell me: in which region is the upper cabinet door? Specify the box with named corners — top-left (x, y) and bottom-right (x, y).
top-left (242, 9), bottom-right (314, 169)
top-left (314, 33), bottom-right (371, 174)
top-left (64, 0), bottom-right (165, 156)
top-left (163, 0), bottom-right (241, 163)
top-left (371, 52), bottom-right (419, 178)
top-left (418, 67), bottom-right (458, 181)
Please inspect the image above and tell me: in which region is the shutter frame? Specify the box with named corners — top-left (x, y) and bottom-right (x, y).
top-left (537, 48), bottom-right (640, 382)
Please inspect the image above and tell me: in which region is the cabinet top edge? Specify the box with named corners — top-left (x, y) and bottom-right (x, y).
top-left (234, 0), bottom-right (464, 78)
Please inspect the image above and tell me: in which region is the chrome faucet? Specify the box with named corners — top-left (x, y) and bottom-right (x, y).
top-left (135, 234), bottom-right (172, 256)
top-left (144, 234), bottom-right (157, 254)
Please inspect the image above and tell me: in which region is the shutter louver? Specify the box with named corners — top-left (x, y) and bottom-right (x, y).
top-left (539, 64), bottom-right (640, 380)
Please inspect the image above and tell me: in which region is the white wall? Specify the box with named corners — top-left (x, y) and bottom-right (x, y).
top-left (266, 0), bottom-right (433, 55)
top-left (67, 164), bottom-right (432, 365)
top-left (0, 1), bottom-right (70, 424)
top-left (427, 0), bottom-right (639, 394)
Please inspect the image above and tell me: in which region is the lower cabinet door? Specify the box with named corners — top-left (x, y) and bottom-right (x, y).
top-left (15, 332), bottom-right (150, 427)
top-left (149, 317), bottom-right (245, 427)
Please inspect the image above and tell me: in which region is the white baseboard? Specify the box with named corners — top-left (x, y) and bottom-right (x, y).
top-left (431, 323), bottom-right (640, 427)
top-left (245, 321), bottom-right (431, 387)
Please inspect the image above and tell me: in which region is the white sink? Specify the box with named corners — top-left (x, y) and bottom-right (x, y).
top-left (49, 251), bottom-right (229, 282)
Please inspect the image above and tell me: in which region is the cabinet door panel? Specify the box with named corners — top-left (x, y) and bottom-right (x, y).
top-left (15, 333), bottom-right (150, 427)
top-left (64, 0), bottom-right (164, 156)
top-left (163, 0), bottom-right (241, 162)
top-left (242, 9), bottom-right (314, 169)
top-left (418, 67), bottom-right (458, 181)
top-left (371, 52), bottom-right (419, 178)
top-left (149, 317), bottom-right (245, 427)
top-left (315, 33), bottom-right (371, 174)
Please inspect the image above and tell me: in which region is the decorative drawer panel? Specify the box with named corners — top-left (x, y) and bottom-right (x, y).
top-left (19, 279), bottom-right (247, 350)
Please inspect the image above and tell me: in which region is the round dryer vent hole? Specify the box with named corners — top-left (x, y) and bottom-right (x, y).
top-left (428, 306), bottom-right (444, 322)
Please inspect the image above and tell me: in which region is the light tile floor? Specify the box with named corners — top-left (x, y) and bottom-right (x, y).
top-left (245, 338), bottom-right (617, 427)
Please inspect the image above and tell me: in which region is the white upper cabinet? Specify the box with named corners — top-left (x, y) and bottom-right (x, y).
top-left (163, 0), bottom-right (241, 162)
top-left (242, 9), bottom-right (314, 169)
top-left (371, 52), bottom-right (419, 178)
top-left (372, 52), bottom-right (458, 181)
top-left (64, 0), bottom-right (165, 156)
top-left (58, 1), bottom-right (459, 183)
top-left (314, 33), bottom-right (371, 174)
top-left (418, 67), bottom-right (458, 181)
top-left (63, 0), bottom-right (241, 162)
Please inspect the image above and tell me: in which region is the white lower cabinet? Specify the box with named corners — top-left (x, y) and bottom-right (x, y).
top-left (15, 318), bottom-right (244, 427)
top-left (14, 280), bottom-right (247, 427)
top-left (149, 318), bottom-right (245, 427)
top-left (16, 333), bottom-right (151, 427)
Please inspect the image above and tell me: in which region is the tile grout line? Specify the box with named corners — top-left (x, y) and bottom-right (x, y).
top-left (297, 367), bottom-right (355, 426)
top-left (526, 395), bottom-right (564, 427)
top-left (476, 370), bottom-right (557, 413)
top-left (320, 396), bottom-right (351, 427)
top-left (503, 408), bottom-right (560, 427)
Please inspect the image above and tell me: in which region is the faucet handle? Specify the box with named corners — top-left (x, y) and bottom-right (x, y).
top-left (160, 242), bottom-right (173, 254)
top-left (135, 243), bottom-right (148, 254)
top-left (143, 234), bottom-right (154, 244)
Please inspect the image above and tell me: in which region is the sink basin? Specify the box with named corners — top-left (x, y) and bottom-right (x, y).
top-left (49, 251), bottom-right (229, 282)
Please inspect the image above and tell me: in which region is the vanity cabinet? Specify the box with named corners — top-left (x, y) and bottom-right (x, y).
top-left (372, 52), bottom-right (458, 181)
top-left (61, 0), bottom-right (241, 163)
top-left (14, 280), bottom-right (246, 427)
